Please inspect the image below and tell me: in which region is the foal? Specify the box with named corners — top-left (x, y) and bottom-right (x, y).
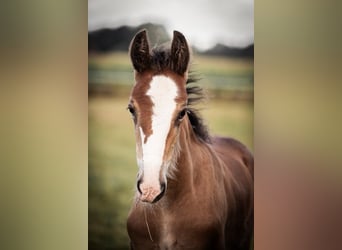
top-left (126, 30), bottom-right (253, 250)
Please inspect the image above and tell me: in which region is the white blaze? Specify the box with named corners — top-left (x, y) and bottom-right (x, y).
top-left (139, 75), bottom-right (178, 186)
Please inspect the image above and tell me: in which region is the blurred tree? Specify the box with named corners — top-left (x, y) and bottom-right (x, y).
top-left (88, 23), bottom-right (170, 52)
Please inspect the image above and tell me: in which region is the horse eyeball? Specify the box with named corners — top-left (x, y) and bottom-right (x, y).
top-left (177, 109), bottom-right (187, 121)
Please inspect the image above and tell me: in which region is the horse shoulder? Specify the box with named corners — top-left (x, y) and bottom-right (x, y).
top-left (211, 136), bottom-right (253, 177)
top-left (211, 136), bottom-right (254, 250)
top-left (210, 136), bottom-right (253, 205)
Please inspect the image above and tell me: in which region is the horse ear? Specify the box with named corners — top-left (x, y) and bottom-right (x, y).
top-left (171, 31), bottom-right (190, 75)
top-left (129, 30), bottom-right (151, 73)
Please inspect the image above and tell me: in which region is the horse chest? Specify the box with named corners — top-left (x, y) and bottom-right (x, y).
top-left (131, 209), bottom-right (221, 250)
top-left (159, 215), bottom-right (176, 249)
top-left (160, 212), bottom-right (224, 250)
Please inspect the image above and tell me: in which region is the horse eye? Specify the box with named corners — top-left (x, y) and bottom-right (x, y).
top-left (127, 105), bottom-right (136, 116)
top-left (177, 109), bottom-right (187, 121)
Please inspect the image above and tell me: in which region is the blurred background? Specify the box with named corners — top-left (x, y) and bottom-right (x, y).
top-left (88, 0), bottom-right (254, 249)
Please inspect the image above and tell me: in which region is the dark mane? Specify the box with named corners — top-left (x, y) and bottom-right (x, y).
top-left (149, 45), bottom-right (211, 143)
top-left (186, 74), bottom-right (211, 143)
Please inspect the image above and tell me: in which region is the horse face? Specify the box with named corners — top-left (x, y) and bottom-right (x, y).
top-left (128, 73), bottom-right (187, 203)
top-left (128, 30), bottom-right (190, 203)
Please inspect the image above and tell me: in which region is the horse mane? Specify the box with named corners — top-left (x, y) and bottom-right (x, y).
top-left (149, 45), bottom-right (211, 143)
top-left (186, 74), bottom-right (211, 143)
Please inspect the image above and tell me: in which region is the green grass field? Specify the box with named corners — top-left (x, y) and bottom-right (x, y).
top-left (89, 95), bottom-right (253, 249)
top-left (89, 52), bottom-right (254, 92)
top-left (89, 52), bottom-right (253, 74)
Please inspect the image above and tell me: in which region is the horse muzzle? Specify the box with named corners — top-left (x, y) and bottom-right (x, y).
top-left (137, 180), bottom-right (166, 203)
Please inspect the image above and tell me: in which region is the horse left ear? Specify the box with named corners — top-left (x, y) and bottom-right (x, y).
top-left (171, 31), bottom-right (190, 75)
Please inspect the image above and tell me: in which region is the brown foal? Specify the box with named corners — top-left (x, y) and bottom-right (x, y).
top-left (126, 30), bottom-right (253, 250)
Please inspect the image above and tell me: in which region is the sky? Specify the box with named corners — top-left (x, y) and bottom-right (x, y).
top-left (88, 0), bottom-right (254, 50)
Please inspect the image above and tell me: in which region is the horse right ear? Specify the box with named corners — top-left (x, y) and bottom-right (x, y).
top-left (129, 30), bottom-right (151, 73)
top-left (170, 31), bottom-right (190, 75)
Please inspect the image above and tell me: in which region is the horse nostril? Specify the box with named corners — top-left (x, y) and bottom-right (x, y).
top-left (137, 179), bottom-right (142, 194)
top-left (160, 182), bottom-right (166, 193)
top-left (152, 182), bottom-right (166, 203)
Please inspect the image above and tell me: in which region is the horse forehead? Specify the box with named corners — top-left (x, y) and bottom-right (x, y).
top-left (147, 75), bottom-right (179, 102)
top-left (132, 73), bottom-right (186, 107)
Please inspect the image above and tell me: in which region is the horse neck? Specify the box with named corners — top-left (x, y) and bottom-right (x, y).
top-left (166, 117), bottom-right (207, 201)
